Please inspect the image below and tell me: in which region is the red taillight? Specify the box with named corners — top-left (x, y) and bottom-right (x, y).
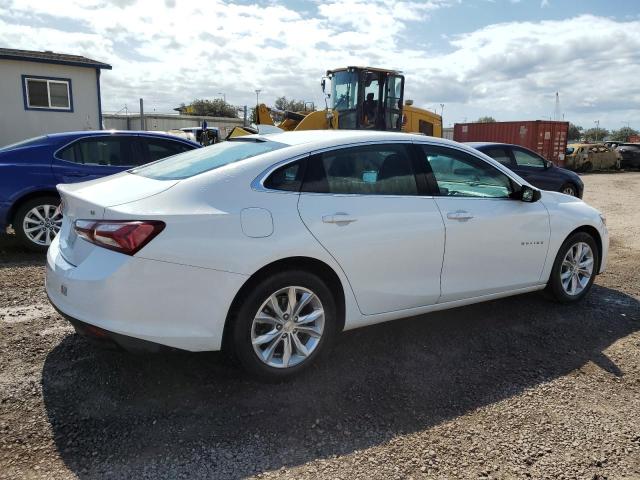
top-left (74, 220), bottom-right (165, 255)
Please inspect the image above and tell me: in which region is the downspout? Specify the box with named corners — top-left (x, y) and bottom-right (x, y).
top-left (96, 68), bottom-right (103, 130)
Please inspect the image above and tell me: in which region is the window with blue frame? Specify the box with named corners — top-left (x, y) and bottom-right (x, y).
top-left (22, 76), bottom-right (72, 111)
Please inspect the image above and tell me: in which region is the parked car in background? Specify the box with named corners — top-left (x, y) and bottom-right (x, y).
top-left (0, 131), bottom-right (200, 251)
top-left (46, 131), bottom-right (608, 380)
top-left (565, 144), bottom-right (620, 172)
top-left (467, 142), bottom-right (584, 197)
top-left (616, 143), bottom-right (640, 169)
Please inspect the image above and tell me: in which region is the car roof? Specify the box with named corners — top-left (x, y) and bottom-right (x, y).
top-left (245, 129), bottom-right (460, 148)
top-left (45, 130), bottom-right (198, 142)
top-left (465, 141), bottom-right (516, 149)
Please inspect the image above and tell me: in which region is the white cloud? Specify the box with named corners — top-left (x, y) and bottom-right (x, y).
top-left (0, 1), bottom-right (639, 129)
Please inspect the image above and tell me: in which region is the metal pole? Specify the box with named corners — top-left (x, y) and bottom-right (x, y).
top-left (594, 120), bottom-right (599, 142)
top-left (218, 92), bottom-right (226, 103)
top-left (243, 105), bottom-right (248, 126)
top-left (140, 98), bottom-right (145, 130)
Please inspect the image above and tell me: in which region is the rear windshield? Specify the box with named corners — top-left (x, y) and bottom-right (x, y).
top-left (130, 139), bottom-right (287, 180)
top-left (0, 135), bottom-right (46, 152)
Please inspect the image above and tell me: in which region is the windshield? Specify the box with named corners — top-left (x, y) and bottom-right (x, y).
top-left (0, 135), bottom-right (46, 152)
top-left (331, 71), bottom-right (359, 129)
top-left (331, 71), bottom-right (359, 113)
top-left (130, 139), bottom-right (288, 180)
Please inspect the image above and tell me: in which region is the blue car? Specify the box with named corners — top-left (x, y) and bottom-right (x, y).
top-left (0, 131), bottom-right (200, 251)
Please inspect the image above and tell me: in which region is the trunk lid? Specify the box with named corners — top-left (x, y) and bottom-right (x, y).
top-left (57, 172), bottom-right (178, 265)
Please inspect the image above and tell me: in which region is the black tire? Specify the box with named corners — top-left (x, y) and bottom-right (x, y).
top-left (560, 183), bottom-right (577, 196)
top-left (230, 270), bottom-right (338, 381)
top-left (13, 196), bottom-right (61, 252)
top-left (546, 232), bottom-right (599, 303)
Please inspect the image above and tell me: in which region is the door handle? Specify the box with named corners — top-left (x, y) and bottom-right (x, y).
top-left (322, 213), bottom-right (357, 224)
top-left (447, 210), bottom-right (474, 221)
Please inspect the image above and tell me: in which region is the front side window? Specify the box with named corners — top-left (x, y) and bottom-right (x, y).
top-left (58, 137), bottom-right (130, 166)
top-left (23, 77), bottom-right (71, 110)
top-left (131, 139), bottom-right (288, 180)
top-left (513, 149), bottom-right (546, 168)
top-left (482, 147), bottom-right (512, 166)
top-left (420, 146), bottom-right (513, 198)
top-left (302, 144), bottom-right (418, 196)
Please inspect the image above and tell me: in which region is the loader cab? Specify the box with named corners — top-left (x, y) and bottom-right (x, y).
top-left (324, 67), bottom-right (405, 131)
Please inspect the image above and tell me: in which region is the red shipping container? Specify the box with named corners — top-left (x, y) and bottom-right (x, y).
top-left (453, 120), bottom-right (569, 166)
top-left (628, 135), bottom-right (640, 143)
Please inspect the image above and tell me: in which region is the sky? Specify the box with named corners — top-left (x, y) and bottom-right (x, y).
top-left (1, 0), bottom-right (639, 130)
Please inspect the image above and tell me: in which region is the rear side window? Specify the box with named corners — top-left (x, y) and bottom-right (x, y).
top-left (144, 138), bottom-right (195, 162)
top-left (264, 159), bottom-right (306, 191)
top-left (131, 139), bottom-right (287, 180)
top-left (58, 137), bottom-right (131, 166)
top-left (482, 147), bottom-right (512, 166)
top-left (302, 144), bottom-right (418, 196)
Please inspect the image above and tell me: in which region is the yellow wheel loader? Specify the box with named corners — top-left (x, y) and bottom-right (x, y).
top-left (227, 66), bottom-right (442, 138)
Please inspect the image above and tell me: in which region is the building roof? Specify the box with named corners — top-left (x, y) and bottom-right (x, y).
top-left (0, 48), bottom-right (112, 70)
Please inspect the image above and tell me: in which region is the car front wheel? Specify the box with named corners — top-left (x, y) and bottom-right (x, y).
top-left (14, 196), bottom-right (62, 252)
top-left (546, 232), bottom-right (598, 303)
top-left (231, 270), bottom-right (337, 380)
top-left (560, 183), bottom-right (577, 196)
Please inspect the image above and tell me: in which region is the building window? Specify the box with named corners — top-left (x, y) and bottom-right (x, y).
top-left (22, 76), bottom-right (72, 111)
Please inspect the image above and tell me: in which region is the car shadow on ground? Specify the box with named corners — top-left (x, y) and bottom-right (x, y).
top-left (41, 285), bottom-right (640, 479)
top-left (0, 234), bottom-right (44, 267)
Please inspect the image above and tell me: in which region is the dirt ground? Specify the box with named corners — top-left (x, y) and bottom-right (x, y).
top-left (0, 172), bottom-right (639, 480)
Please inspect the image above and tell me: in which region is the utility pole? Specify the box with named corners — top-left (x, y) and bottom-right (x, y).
top-left (255, 89), bottom-right (262, 107)
top-left (218, 92), bottom-right (226, 103)
top-left (139, 98), bottom-right (145, 130)
top-left (594, 120), bottom-right (600, 142)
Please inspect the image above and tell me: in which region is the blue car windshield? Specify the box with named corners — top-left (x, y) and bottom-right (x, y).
top-left (0, 135), bottom-right (46, 152)
top-left (130, 139), bottom-right (288, 180)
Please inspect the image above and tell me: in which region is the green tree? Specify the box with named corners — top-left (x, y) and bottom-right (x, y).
top-left (474, 116), bottom-right (496, 123)
top-left (582, 127), bottom-right (610, 142)
top-left (567, 123), bottom-right (583, 141)
top-left (182, 99), bottom-right (239, 118)
top-left (609, 126), bottom-right (639, 142)
top-left (274, 96), bottom-right (307, 112)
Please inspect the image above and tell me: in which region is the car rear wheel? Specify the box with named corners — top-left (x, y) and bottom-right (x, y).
top-left (560, 183), bottom-right (577, 196)
top-left (546, 232), bottom-right (598, 303)
top-left (14, 196), bottom-right (62, 252)
top-left (231, 270), bottom-right (337, 381)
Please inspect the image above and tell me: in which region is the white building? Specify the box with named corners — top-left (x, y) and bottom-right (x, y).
top-left (0, 48), bottom-right (112, 146)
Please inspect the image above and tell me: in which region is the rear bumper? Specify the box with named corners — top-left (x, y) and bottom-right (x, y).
top-left (50, 299), bottom-right (173, 352)
top-left (46, 235), bottom-right (249, 352)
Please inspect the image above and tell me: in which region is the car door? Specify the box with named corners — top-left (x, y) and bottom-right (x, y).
top-left (52, 135), bottom-right (136, 183)
top-left (510, 147), bottom-right (557, 191)
top-left (297, 142), bottom-right (445, 315)
top-left (416, 144), bottom-right (550, 303)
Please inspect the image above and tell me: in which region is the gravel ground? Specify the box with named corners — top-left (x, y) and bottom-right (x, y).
top-left (1, 172), bottom-right (639, 480)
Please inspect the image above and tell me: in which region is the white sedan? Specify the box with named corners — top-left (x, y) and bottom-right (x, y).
top-left (46, 131), bottom-right (608, 380)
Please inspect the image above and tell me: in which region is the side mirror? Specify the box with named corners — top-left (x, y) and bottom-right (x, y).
top-left (520, 185), bottom-right (541, 203)
top-left (545, 160), bottom-right (552, 169)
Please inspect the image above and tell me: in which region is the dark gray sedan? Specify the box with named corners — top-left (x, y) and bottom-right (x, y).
top-left (467, 142), bottom-right (584, 198)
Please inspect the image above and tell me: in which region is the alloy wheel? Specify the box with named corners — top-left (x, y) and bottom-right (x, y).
top-left (560, 241), bottom-right (594, 296)
top-left (562, 185), bottom-right (576, 196)
top-left (22, 204), bottom-right (62, 246)
top-left (251, 286), bottom-right (325, 369)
